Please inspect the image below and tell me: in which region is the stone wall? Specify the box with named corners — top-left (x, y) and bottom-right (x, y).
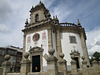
top-left (1, 48), bottom-right (100, 75)
top-left (7, 73), bottom-right (20, 75)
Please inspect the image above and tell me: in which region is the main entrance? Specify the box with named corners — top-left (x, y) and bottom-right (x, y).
top-left (74, 57), bottom-right (80, 68)
top-left (32, 55), bottom-right (40, 72)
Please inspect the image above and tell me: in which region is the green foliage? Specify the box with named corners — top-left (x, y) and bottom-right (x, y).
top-left (93, 51), bottom-right (100, 61)
top-left (89, 51), bottom-right (100, 65)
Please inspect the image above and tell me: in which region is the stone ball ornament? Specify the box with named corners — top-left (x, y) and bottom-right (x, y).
top-left (4, 54), bottom-right (10, 61)
top-left (24, 52), bottom-right (29, 59)
top-left (93, 57), bottom-right (96, 60)
top-left (48, 48), bottom-right (55, 55)
top-left (81, 56), bottom-right (85, 60)
top-left (59, 53), bottom-right (64, 59)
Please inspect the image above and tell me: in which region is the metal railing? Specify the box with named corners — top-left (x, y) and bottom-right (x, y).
top-left (60, 23), bottom-right (78, 27)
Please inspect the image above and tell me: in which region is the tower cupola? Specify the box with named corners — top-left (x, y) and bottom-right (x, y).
top-left (29, 1), bottom-right (51, 24)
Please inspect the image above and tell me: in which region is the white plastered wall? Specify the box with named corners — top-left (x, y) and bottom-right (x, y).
top-left (61, 32), bottom-right (83, 66)
top-left (25, 30), bottom-right (48, 66)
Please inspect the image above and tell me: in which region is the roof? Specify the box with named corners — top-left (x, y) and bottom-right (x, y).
top-left (0, 46), bottom-right (23, 53)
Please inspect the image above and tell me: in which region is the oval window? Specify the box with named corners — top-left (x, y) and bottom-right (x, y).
top-left (33, 33), bottom-right (40, 41)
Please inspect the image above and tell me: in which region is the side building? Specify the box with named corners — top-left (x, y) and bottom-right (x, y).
top-left (0, 46), bottom-right (23, 72)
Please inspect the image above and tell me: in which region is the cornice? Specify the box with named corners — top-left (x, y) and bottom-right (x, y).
top-left (22, 19), bottom-right (53, 33)
top-left (60, 26), bottom-right (82, 34)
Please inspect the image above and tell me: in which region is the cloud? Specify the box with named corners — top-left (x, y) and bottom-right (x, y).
top-left (0, 0), bottom-right (12, 22)
top-left (95, 41), bottom-right (100, 45)
top-left (49, 1), bottom-right (72, 22)
top-left (86, 26), bottom-right (100, 56)
top-left (0, 22), bottom-right (23, 47)
top-left (43, 0), bottom-right (55, 8)
top-left (0, 0), bottom-right (41, 47)
top-left (50, 0), bottom-right (100, 31)
top-left (0, 0), bottom-right (100, 55)
top-left (0, 24), bottom-right (10, 33)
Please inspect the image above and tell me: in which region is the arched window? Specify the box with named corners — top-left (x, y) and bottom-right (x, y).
top-left (35, 14), bottom-right (39, 22)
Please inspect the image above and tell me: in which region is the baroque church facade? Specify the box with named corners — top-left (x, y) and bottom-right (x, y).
top-left (22, 1), bottom-right (90, 71)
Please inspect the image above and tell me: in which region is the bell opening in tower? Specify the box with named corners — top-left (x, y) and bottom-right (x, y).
top-left (35, 14), bottom-right (39, 22)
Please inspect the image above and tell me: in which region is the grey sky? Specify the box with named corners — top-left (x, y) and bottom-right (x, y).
top-left (0, 0), bottom-right (100, 56)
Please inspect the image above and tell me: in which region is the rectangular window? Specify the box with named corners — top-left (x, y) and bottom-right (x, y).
top-left (70, 36), bottom-right (76, 43)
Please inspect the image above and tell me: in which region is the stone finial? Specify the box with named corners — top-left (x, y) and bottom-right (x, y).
top-left (48, 48), bottom-right (55, 55)
top-left (78, 19), bottom-right (80, 25)
top-left (82, 56), bottom-right (87, 65)
top-left (53, 16), bottom-right (55, 19)
top-left (25, 19), bottom-right (28, 25)
top-left (93, 57), bottom-right (96, 60)
top-left (56, 15), bottom-right (58, 19)
top-left (59, 53), bottom-right (64, 59)
top-left (81, 56), bottom-right (85, 60)
top-left (24, 52), bottom-right (29, 59)
top-left (32, 6), bottom-right (34, 9)
top-left (70, 55), bottom-right (76, 64)
top-left (92, 60), bottom-right (97, 64)
top-left (4, 54), bottom-right (10, 61)
top-left (58, 53), bottom-right (66, 63)
top-left (92, 57), bottom-right (98, 64)
top-left (46, 48), bottom-right (57, 62)
top-left (39, 0), bottom-right (42, 4)
top-left (2, 54), bottom-right (11, 75)
top-left (77, 19), bottom-right (82, 28)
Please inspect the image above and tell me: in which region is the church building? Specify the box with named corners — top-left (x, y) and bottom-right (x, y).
top-left (22, 1), bottom-right (90, 71)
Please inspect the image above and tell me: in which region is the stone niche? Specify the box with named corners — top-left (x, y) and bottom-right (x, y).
top-left (29, 47), bottom-right (44, 72)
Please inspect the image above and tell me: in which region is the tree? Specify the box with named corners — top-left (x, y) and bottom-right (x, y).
top-left (93, 51), bottom-right (100, 62)
top-left (90, 51), bottom-right (100, 65)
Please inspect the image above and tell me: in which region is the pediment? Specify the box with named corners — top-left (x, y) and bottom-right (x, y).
top-left (29, 46), bottom-right (44, 53)
top-left (70, 50), bottom-right (80, 56)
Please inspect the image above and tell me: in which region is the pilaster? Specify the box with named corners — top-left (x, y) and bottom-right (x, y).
top-left (81, 56), bottom-right (89, 75)
top-left (56, 26), bottom-right (62, 59)
top-left (22, 34), bottom-right (27, 60)
top-left (70, 55), bottom-right (78, 75)
top-left (20, 52), bottom-right (31, 75)
top-left (92, 60), bottom-right (99, 75)
top-left (48, 29), bottom-right (53, 50)
top-left (58, 53), bottom-right (67, 75)
top-left (80, 32), bottom-right (90, 66)
top-left (46, 48), bottom-right (58, 75)
top-left (23, 34), bottom-right (27, 52)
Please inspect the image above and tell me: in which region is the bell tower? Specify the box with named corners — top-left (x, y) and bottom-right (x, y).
top-left (29, 1), bottom-right (51, 23)
top-left (22, 1), bottom-right (58, 70)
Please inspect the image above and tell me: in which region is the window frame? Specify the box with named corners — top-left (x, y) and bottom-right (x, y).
top-left (69, 36), bottom-right (77, 43)
top-left (35, 14), bottom-right (39, 22)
